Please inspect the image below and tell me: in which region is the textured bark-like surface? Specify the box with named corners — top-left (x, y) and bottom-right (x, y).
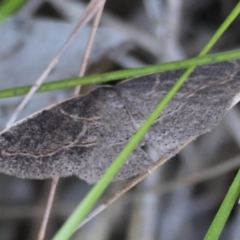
top-left (1, 60), bottom-right (240, 183)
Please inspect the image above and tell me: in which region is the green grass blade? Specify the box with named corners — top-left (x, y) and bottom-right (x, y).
top-left (52, 3), bottom-right (240, 240)
top-left (204, 169), bottom-right (240, 240)
top-left (0, 0), bottom-right (26, 24)
top-left (2, 49), bottom-right (240, 99)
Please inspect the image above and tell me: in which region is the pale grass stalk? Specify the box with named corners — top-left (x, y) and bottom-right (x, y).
top-left (78, 148), bottom-right (240, 228)
top-left (75, 1), bottom-right (106, 95)
top-left (77, 139), bottom-right (193, 229)
top-left (37, 178), bottom-right (59, 240)
top-left (6, 0), bottom-right (105, 128)
top-left (37, 2), bottom-right (106, 239)
top-left (138, 155), bottom-right (240, 197)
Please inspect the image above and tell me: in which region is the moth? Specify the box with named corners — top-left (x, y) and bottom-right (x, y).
top-left (1, 60), bottom-right (240, 184)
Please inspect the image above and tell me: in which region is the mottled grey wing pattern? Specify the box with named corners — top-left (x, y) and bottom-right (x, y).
top-left (1, 60), bottom-right (240, 183)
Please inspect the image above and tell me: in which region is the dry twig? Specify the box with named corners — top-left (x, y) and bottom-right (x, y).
top-left (78, 139), bottom-right (193, 229)
top-left (37, 1), bottom-right (106, 239)
top-left (6, 0), bottom-right (105, 128)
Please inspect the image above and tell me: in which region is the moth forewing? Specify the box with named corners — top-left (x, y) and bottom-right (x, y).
top-left (1, 60), bottom-right (240, 183)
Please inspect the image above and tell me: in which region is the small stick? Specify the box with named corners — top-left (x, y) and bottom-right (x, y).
top-left (75, 1), bottom-right (106, 95)
top-left (6, 0), bottom-right (105, 128)
top-left (37, 177), bottom-right (59, 240)
top-left (37, 1), bottom-right (106, 239)
top-left (78, 139), bottom-right (193, 229)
